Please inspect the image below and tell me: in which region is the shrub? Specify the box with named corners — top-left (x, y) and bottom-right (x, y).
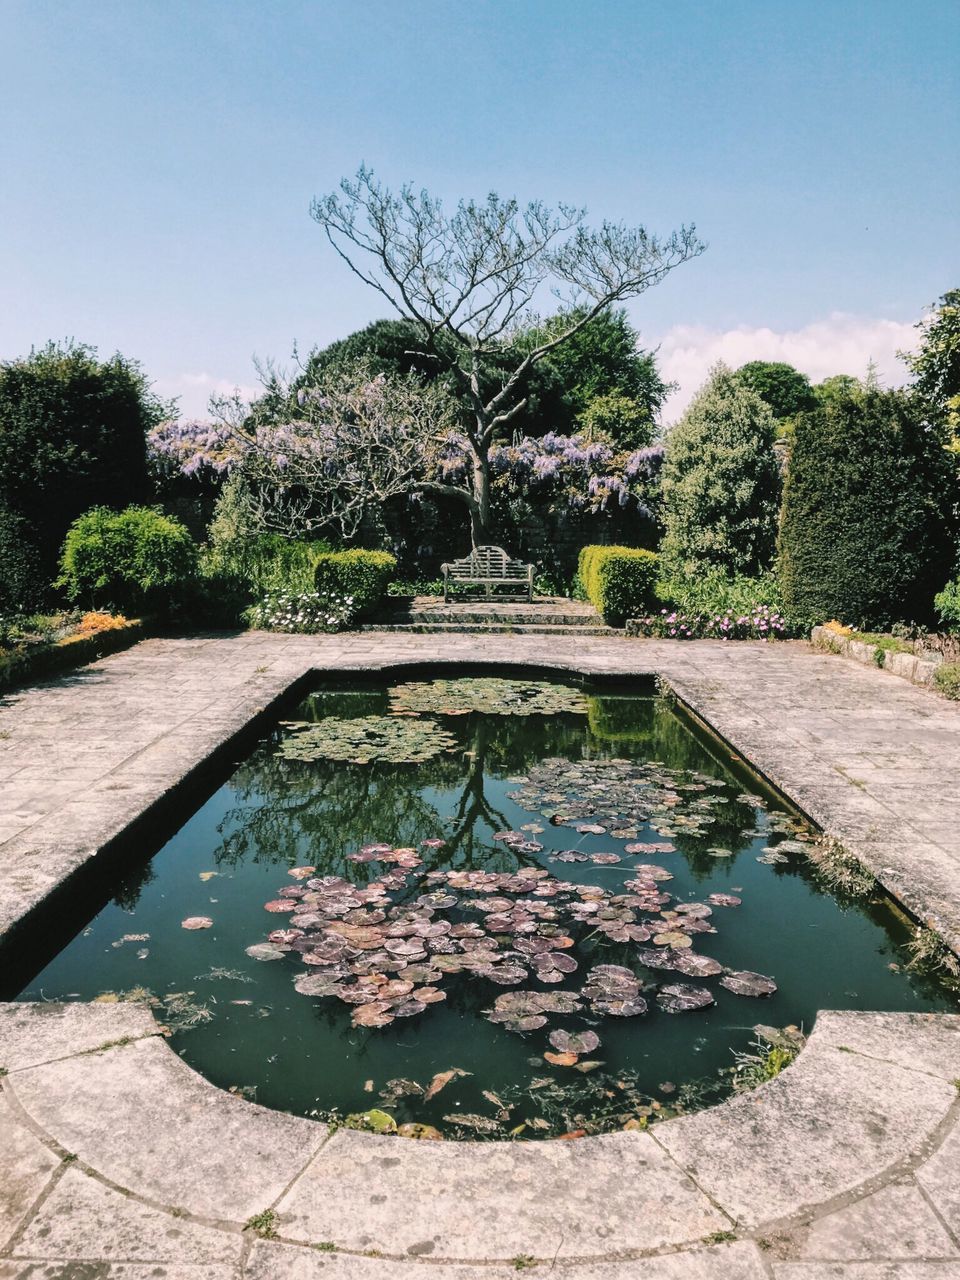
top-left (578, 545), bottom-right (658, 624)
top-left (779, 388), bottom-right (958, 630)
top-left (57, 506), bottom-right (198, 614)
top-left (935, 578), bottom-right (960, 631)
top-left (0, 342), bottom-right (161, 609)
top-left (655, 568), bottom-right (787, 619)
top-left (660, 364), bottom-right (781, 579)
top-left (313, 549), bottom-right (397, 618)
top-left (934, 663), bottom-right (960, 700)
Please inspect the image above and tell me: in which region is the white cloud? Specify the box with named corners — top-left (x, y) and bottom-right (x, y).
top-left (155, 372), bottom-right (261, 419)
top-left (654, 313), bottom-right (918, 423)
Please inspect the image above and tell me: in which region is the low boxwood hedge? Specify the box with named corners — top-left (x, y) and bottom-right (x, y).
top-left (578, 545), bottom-right (658, 625)
top-left (313, 549), bottom-right (397, 618)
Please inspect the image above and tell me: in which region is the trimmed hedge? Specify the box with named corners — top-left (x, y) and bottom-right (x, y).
top-left (313, 549), bottom-right (397, 618)
top-left (779, 388), bottom-right (957, 630)
top-left (578, 545), bottom-right (658, 625)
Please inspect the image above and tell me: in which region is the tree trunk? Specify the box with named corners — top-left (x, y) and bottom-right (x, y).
top-left (470, 452), bottom-right (491, 546)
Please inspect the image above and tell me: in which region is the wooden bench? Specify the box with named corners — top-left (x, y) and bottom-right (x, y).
top-left (441, 545), bottom-right (535, 603)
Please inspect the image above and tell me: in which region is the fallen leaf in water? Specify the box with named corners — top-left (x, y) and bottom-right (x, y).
top-left (544, 1051), bottom-right (579, 1067)
top-left (424, 1068), bottom-right (472, 1101)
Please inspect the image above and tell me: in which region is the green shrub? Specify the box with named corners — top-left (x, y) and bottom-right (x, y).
top-left (313, 549), bottom-right (397, 618)
top-left (578, 545), bottom-right (658, 624)
top-left (934, 663), bottom-right (960, 700)
top-left (57, 506), bottom-right (198, 614)
top-left (935, 579), bottom-right (960, 631)
top-left (779, 388), bottom-right (958, 630)
top-left (660, 364), bottom-right (781, 579)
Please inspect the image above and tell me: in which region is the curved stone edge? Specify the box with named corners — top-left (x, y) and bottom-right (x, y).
top-left (2, 1001), bottom-right (959, 1269)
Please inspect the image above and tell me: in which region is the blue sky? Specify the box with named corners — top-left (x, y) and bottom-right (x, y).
top-left (1, 0), bottom-right (957, 419)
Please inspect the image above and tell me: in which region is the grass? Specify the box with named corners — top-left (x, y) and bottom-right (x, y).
top-left (905, 926), bottom-right (960, 986)
top-left (934, 663), bottom-right (960, 700)
top-left (703, 1230), bottom-right (737, 1244)
top-left (804, 837), bottom-right (876, 899)
top-left (244, 1209), bottom-right (279, 1239)
top-left (511, 1257), bottom-right (538, 1272)
top-left (731, 1029), bottom-right (804, 1093)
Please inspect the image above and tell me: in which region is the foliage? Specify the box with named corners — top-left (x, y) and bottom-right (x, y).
top-left (246, 589), bottom-right (354, 634)
top-left (734, 361), bottom-right (817, 420)
top-left (577, 391), bottom-right (655, 450)
top-left (660, 365), bottom-right (781, 579)
top-left (630, 603), bottom-right (789, 641)
top-left (778, 387), bottom-right (958, 630)
top-left (578, 545), bottom-right (658, 624)
top-left (656, 568), bottom-right (786, 619)
top-left (0, 507), bottom-right (46, 615)
top-left (813, 374), bottom-right (864, 404)
top-left (935, 578), bottom-right (960, 631)
top-left (0, 341), bottom-right (163, 610)
top-left (901, 288), bottom-right (960, 441)
top-left (731, 1028), bottom-right (804, 1093)
top-left (309, 165), bottom-right (703, 539)
top-left (934, 663), bottom-right (960, 700)
top-left (313, 549), bottom-right (396, 618)
top-left (57, 506), bottom-right (198, 614)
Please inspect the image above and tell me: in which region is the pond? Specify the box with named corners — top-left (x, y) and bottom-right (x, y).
top-left (12, 671), bottom-right (956, 1139)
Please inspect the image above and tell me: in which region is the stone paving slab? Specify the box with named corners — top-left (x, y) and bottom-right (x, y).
top-left (10, 1168), bottom-right (242, 1266)
top-left (274, 1125), bottom-right (728, 1259)
top-left (244, 1238), bottom-right (769, 1278)
top-left (0, 1002), bottom-right (159, 1074)
top-left (5, 1034), bottom-right (329, 1222)
top-left (652, 1031), bottom-right (958, 1229)
top-left (793, 1181), bottom-right (958, 1262)
top-left (0, 1094), bottom-right (59, 1251)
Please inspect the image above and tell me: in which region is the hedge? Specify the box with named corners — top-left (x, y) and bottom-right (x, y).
top-left (778, 389), bottom-right (957, 630)
top-left (313, 549), bottom-right (397, 618)
top-left (578, 545), bottom-right (658, 625)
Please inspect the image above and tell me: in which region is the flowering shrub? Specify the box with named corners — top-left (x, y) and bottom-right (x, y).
top-left (488, 432), bottom-right (664, 518)
top-left (630, 604), bottom-right (789, 641)
top-left (246, 590), bottom-right (354, 634)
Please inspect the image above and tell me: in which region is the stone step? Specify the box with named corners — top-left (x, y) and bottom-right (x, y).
top-left (362, 622), bottom-right (621, 636)
top-left (398, 611), bottom-right (602, 627)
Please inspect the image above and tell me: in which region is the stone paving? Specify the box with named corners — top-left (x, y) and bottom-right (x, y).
top-left (1, 631), bottom-right (960, 1277)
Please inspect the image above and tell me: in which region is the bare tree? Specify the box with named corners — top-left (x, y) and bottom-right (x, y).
top-left (311, 166), bottom-right (704, 542)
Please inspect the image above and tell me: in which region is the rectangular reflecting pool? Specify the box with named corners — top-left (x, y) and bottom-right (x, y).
top-left (12, 670), bottom-right (957, 1139)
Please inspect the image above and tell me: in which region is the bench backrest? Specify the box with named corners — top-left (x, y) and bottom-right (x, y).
top-left (447, 545), bottom-right (529, 579)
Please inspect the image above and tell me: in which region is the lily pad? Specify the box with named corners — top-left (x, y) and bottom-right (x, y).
top-left (720, 970), bottom-right (778, 997)
top-left (388, 677), bottom-right (588, 718)
top-left (549, 1029), bottom-right (600, 1055)
top-left (656, 984), bottom-right (716, 1013)
top-left (277, 716), bottom-right (457, 765)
